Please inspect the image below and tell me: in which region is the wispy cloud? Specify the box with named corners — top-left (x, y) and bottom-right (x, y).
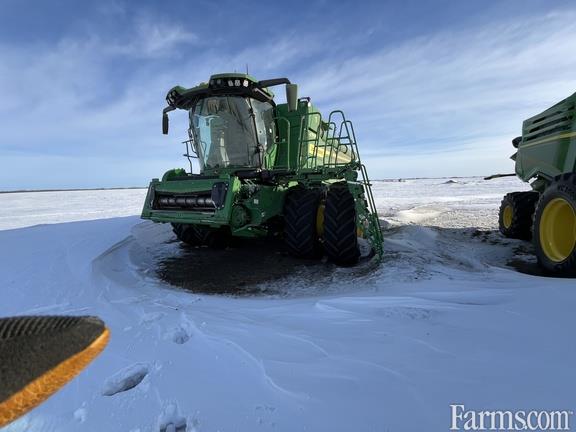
top-left (301, 11), bottom-right (576, 142)
top-left (1, 6), bottom-right (575, 188)
top-left (275, 10), bottom-right (576, 177)
top-left (107, 16), bottom-right (199, 58)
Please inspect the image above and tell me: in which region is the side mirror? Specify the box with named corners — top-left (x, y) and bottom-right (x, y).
top-left (162, 112), bottom-right (169, 135)
top-left (286, 84), bottom-right (298, 112)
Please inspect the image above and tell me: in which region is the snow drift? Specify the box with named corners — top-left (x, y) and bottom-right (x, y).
top-left (0, 177), bottom-right (574, 432)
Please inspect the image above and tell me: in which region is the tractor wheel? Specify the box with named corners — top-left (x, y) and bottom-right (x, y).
top-left (171, 223), bottom-right (209, 247)
top-left (498, 191), bottom-right (539, 240)
top-left (283, 187), bottom-right (323, 259)
top-left (323, 184), bottom-right (360, 266)
top-left (533, 173), bottom-right (576, 276)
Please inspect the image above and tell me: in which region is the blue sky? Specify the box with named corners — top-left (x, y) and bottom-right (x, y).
top-left (1, 0), bottom-right (575, 189)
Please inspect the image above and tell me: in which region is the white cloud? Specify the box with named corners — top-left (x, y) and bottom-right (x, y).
top-left (1, 9), bottom-right (576, 187)
top-left (291, 11), bottom-right (576, 177)
top-left (108, 16), bottom-right (199, 58)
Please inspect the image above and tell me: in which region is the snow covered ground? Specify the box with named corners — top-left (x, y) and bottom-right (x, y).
top-left (1, 177), bottom-right (575, 432)
top-left (0, 188), bottom-right (146, 231)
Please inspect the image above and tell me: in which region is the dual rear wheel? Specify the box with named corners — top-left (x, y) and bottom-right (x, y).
top-left (283, 184), bottom-right (360, 266)
top-left (499, 174), bottom-right (576, 276)
top-left (498, 191), bottom-right (539, 240)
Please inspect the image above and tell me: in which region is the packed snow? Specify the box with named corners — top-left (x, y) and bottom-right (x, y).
top-left (0, 177), bottom-right (575, 432)
top-left (0, 188), bottom-right (146, 231)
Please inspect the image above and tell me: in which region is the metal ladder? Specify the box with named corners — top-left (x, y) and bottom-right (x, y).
top-left (312, 110), bottom-right (384, 258)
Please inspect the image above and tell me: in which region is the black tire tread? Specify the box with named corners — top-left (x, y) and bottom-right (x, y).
top-left (498, 191), bottom-right (539, 240)
top-left (283, 187), bottom-right (322, 259)
top-left (324, 185), bottom-right (360, 266)
top-left (171, 223), bottom-right (208, 246)
top-left (532, 173), bottom-right (576, 276)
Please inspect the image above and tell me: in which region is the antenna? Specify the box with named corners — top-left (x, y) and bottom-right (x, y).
top-left (246, 64), bottom-right (249, 74)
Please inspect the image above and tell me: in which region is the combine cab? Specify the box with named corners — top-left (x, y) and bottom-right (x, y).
top-left (141, 74), bottom-right (382, 266)
top-left (498, 92), bottom-right (576, 276)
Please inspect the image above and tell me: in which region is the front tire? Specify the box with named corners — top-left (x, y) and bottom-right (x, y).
top-left (283, 187), bottom-right (323, 259)
top-left (323, 185), bottom-right (360, 266)
top-left (498, 191), bottom-right (539, 240)
top-left (171, 223), bottom-right (208, 246)
top-left (172, 223), bottom-right (230, 248)
top-left (533, 174), bottom-right (576, 276)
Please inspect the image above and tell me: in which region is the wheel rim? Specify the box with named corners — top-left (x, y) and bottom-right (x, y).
top-left (502, 205), bottom-right (513, 229)
top-left (539, 198), bottom-right (576, 263)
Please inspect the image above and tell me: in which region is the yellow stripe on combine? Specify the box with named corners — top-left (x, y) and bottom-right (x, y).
top-left (308, 144), bottom-right (352, 164)
top-left (521, 131), bottom-right (576, 148)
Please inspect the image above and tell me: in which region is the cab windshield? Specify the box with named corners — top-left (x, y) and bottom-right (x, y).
top-left (189, 96), bottom-right (274, 170)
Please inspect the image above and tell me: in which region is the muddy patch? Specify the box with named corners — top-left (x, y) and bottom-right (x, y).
top-left (506, 258), bottom-right (549, 277)
top-left (120, 220), bottom-right (379, 296)
top-left (505, 243), bottom-right (552, 277)
top-left (471, 229), bottom-right (554, 277)
top-left (155, 239), bottom-right (337, 295)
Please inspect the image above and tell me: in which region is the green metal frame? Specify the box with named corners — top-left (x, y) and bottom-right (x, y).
top-left (514, 92), bottom-right (576, 192)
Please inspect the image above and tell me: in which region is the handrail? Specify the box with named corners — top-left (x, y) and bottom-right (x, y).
top-left (181, 139), bottom-right (199, 174)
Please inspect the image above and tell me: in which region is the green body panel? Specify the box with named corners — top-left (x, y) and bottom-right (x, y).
top-left (141, 175), bottom-right (239, 227)
top-left (514, 92), bottom-right (576, 189)
top-left (142, 73), bottom-right (383, 257)
top-left (274, 103), bottom-right (353, 172)
top-left (141, 171), bottom-right (289, 237)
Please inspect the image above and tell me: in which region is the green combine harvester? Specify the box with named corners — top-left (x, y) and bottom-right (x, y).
top-left (141, 73), bottom-right (382, 266)
top-left (498, 92), bottom-right (576, 276)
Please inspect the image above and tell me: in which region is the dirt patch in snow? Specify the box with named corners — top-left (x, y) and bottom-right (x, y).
top-left (155, 239), bottom-right (331, 295)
